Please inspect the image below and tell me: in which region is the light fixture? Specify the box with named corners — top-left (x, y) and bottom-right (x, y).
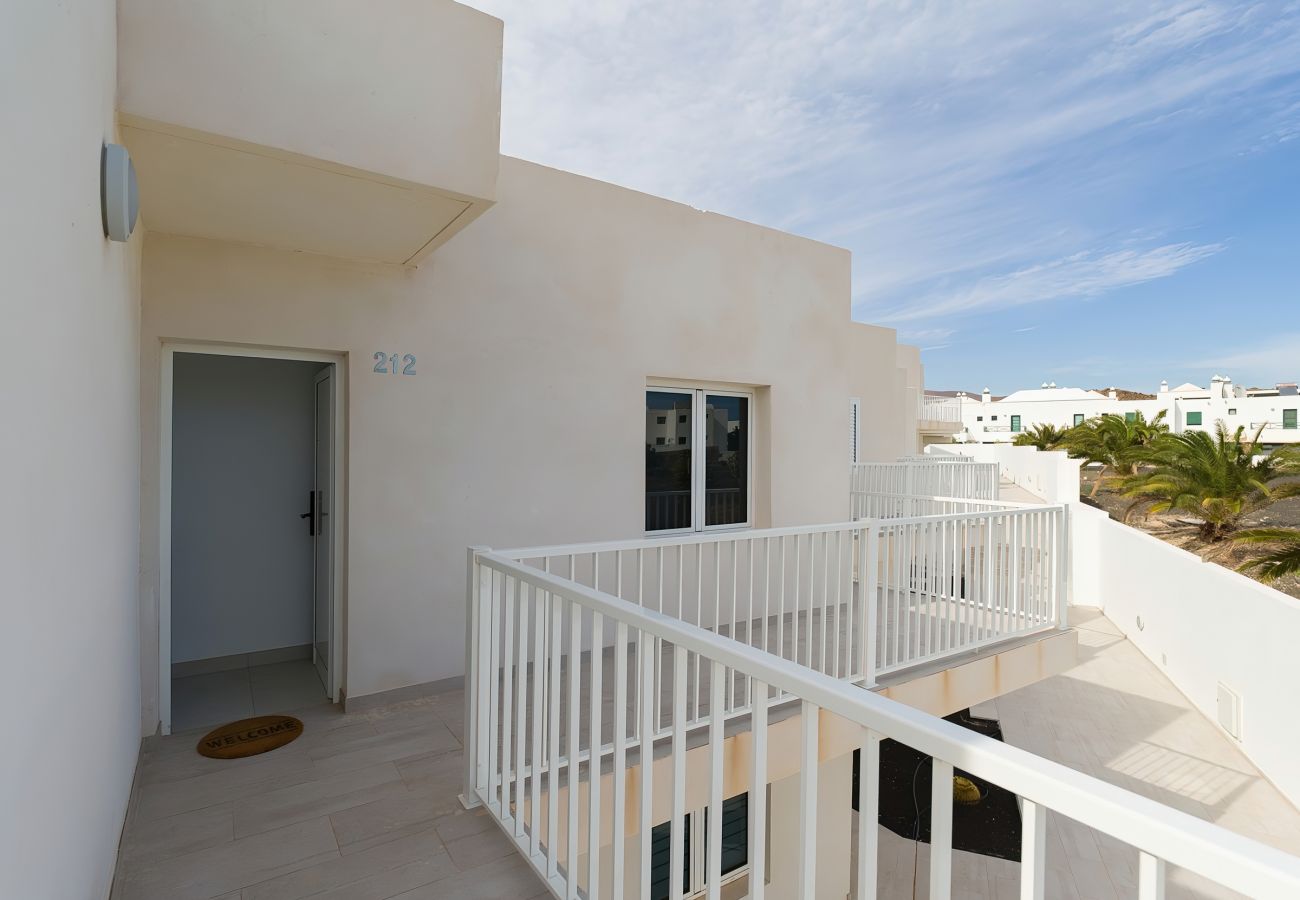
top-left (101, 143), bottom-right (139, 242)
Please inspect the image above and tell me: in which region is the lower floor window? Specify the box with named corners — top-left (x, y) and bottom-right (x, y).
top-left (646, 388), bottom-right (751, 532)
top-left (650, 793), bottom-right (750, 899)
top-left (1186, 411), bottom-right (1202, 426)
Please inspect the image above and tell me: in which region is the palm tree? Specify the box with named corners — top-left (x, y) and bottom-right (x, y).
top-left (1119, 423), bottom-right (1300, 541)
top-left (1061, 410), bottom-right (1169, 497)
top-left (1013, 422), bottom-right (1068, 450)
top-left (1235, 528), bottom-right (1300, 582)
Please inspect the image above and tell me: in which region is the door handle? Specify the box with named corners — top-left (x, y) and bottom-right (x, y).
top-left (299, 490), bottom-right (316, 537)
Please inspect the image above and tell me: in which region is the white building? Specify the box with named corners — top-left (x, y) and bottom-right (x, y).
top-left (958, 376), bottom-right (1300, 446)
top-left (6, 2), bottom-right (1300, 899)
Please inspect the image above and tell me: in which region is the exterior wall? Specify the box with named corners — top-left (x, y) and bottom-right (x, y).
top-left (766, 755), bottom-right (853, 900)
top-left (894, 344), bottom-right (925, 453)
top-left (138, 156), bottom-right (916, 717)
top-left (960, 388), bottom-right (1300, 445)
top-left (1084, 512), bottom-right (1300, 808)
top-left (0, 1), bottom-right (142, 897)
top-left (117, 0), bottom-right (502, 201)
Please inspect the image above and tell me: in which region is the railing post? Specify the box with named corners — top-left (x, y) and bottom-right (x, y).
top-left (856, 730), bottom-right (881, 900)
top-left (798, 700), bottom-right (819, 900)
top-left (1020, 800), bottom-right (1047, 900)
top-left (861, 525), bottom-right (878, 688)
top-left (1139, 852), bottom-right (1166, 900)
top-left (461, 545), bottom-right (489, 809)
top-left (930, 759), bottom-right (953, 900)
top-left (1058, 504), bottom-right (1070, 631)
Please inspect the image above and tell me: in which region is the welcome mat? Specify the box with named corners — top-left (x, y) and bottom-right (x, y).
top-left (196, 715), bottom-right (304, 760)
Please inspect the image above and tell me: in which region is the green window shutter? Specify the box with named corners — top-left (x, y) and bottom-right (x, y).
top-left (1284, 409), bottom-right (1297, 429)
top-left (1186, 411), bottom-right (1202, 426)
top-left (714, 793), bottom-right (749, 877)
top-left (1011, 415), bottom-right (1021, 432)
top-left (649, 815), bottom-right (690, 900)
top-left (1125, 412), bottom-right (1136, 423)
top-left (649, 794), bottom-right (748, 898)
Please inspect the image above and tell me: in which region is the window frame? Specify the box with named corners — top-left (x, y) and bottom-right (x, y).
top-left (1073, 413), bottom-right (1085, 426)
top-left (650, 791), bottom-right (763, 900)
top-left (1010, 415), bottom-right (1021, 433)
top-left (1284, 409), bottom-right (1297, 430)
top-left (646, 385), bottom-right (755, 536)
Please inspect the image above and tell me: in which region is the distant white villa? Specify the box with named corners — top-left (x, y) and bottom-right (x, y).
top-left (953, 375), bottom-right (1300, 445)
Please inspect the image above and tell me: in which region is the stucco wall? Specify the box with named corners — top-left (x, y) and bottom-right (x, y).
top-left (117, 0), bottom-right (502, 201)
top-left (1094, 518), bottom-right (1300, 809)
top-left (138, 156), bottom-right (915, 718)
top-left (0, 1), bottom-right (142, 896)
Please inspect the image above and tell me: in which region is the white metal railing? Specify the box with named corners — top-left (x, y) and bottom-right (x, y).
top-left (919, 393), bottom-right (963, 424)
top-left (851, 491), bottom-right (1027, 520)
top-left (462, 538), bottom-right (1300, 900)
top-left (851, 460), bottom-right (998, 502)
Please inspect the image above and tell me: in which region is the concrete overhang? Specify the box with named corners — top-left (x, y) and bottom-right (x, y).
top-left (119, 117), bottom-right (489, 266)
top-left (117, 0), bottom-right (502, 265)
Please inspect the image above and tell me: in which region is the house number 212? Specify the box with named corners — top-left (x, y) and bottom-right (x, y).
top-left (373, 352), bottom-right (416, 375)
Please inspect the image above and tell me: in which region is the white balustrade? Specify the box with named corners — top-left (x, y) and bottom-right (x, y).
top-left (851, 460), bottom-right (999, 503)
top-left (919, 394), bottom-right (963, 424)
top-left (462, 524), bottom-right (1300, 899)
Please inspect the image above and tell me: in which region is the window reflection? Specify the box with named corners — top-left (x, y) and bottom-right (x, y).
top-left (705, 394), bottom-right (748, 526)
top-left (646, 391), bottom-right (692, 531)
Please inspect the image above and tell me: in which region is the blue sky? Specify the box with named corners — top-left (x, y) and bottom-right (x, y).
top-left (466, 1), bottom-right (1300, 394)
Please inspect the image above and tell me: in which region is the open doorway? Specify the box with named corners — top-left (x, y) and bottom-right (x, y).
top-left (162, 348), bottom-right (342, 733)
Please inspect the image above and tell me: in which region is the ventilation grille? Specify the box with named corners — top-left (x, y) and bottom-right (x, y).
top-left (1217, 683), bottom-right (1242, 740)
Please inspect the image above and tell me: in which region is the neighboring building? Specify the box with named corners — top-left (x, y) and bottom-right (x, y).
top-left (958, 376), bottom-right (1300, 446)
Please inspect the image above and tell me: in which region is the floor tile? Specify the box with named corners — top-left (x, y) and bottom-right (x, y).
top-left (117, 817), bottom-right (339, 899)
top-left (171, 669), bottom-right (254, 733)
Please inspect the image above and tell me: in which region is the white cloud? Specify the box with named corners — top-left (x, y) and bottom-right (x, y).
top-left (1195, 334), bottom-right (1300, 384)
top-left (874, 241), bottom-right (1225, 323)
top-left (899, 326), bottom-right (956, 344)
top-left (465, 1), bottom-right (1300, 327)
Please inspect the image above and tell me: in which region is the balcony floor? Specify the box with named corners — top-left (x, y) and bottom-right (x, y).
top-left (862, 607), bottom-right (1300, 900)
top-left (113, 608), bottom-right (1300, 899)
top-left (111, 693), bottom-right (550, 899)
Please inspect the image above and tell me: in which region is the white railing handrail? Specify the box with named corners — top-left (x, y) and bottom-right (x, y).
top-left (502, 499), bottom-right (1044, 560)
top-left (497, 520), bottom-right (867, 561)
top-left (851, 460), bottom-right (999, 503)
top-left (851, 492), bottom-right (1038, 511)
top-left (918, 394), bottom-right (963, 423)
top-left (472, 550), bottom-right (1300, 898)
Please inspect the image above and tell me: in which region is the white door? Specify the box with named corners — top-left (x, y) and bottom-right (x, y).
top-left (311, 367), bottom-right (334, 691)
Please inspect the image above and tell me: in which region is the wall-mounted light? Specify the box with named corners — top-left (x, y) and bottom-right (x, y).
top-left (101, 143), bottom-right (139, 242)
